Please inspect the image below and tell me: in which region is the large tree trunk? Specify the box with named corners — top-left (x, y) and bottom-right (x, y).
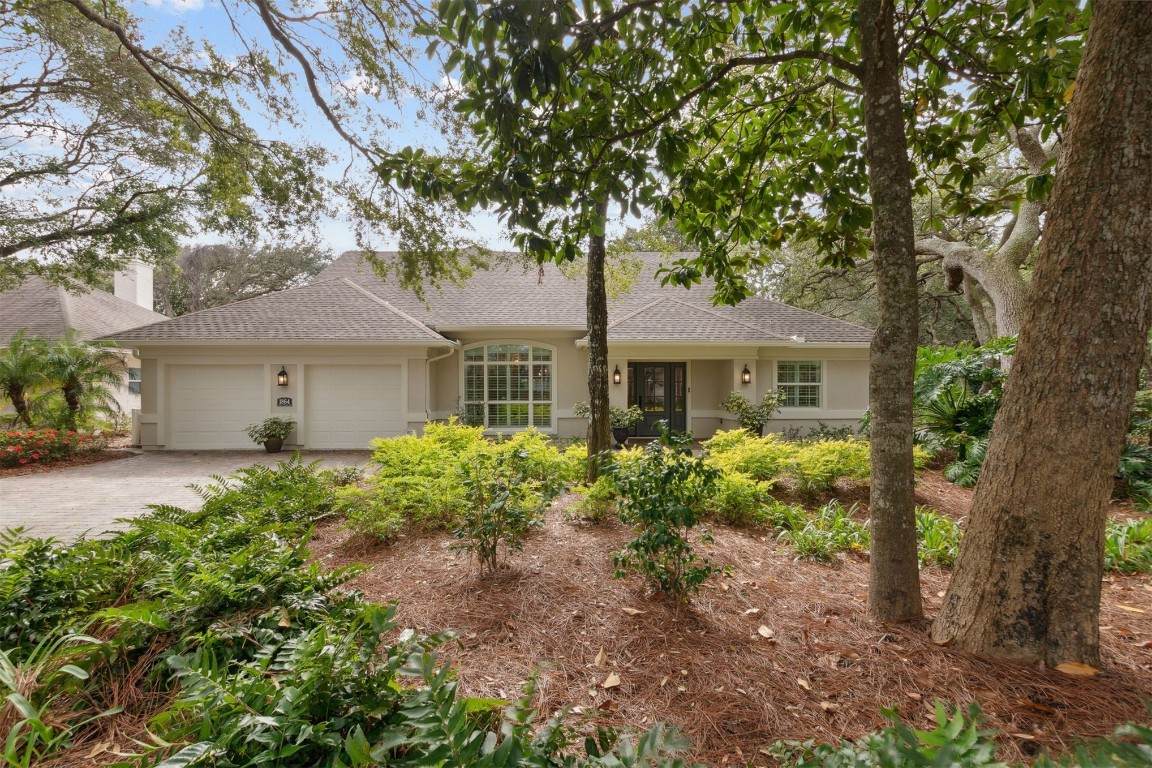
top-left (858, 0), bottom-right (923, 623)
top-left (585, 200), bottom-right (612, 482)
top-left (932, 1), bottom-right (1152, 666)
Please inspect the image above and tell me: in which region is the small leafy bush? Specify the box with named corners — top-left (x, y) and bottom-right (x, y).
top-left (720, 389), bottom-right (784, 435)
top-left (569, 476), bottom-right (619, 524)
top-left (611, 427), bottom-right (722, 600)
top-left (780, 422), bottom-right (857, 442)
top-left (703, 430), bottom-right (794, 482)
top-left (1104, 517), bottom-right (1152, 574)
top-left (788, 439), bottom-right (872, 496)
top-left (916, 507), bottom-right (962, 567)
top-left (703, 472), bottom-right (774, 527)
top-left (453, 454), bottom-right (548, 572)
top-left (778, 501), bottom-right (870, 563)
top-left (0, 428), bottom-right (106, 468)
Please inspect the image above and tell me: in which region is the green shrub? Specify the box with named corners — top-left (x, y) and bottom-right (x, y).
top-left (569, 475), bottom-right (619, 524)
top-left (453, 454), bottom-right (549, 571)
top-left (720, 390), bottom-right (784, 435)
top-left (916, 507), bottom-right (962, 567)
top-left (761, 499), bottom-right (810, 532)
top-left (703, 429), bottom-right (793, 482)
top-left (788, 438), bottom-right (872, 496)
top-left (1105, 517), bottom-right (1152, 574)
top-left (704, 472), bottom-right (774, 527)
top-left (492, 428), bottom-right (583, 495)
top-left (611, 428), bottom-right (722, 600)
top-left (779, 501), bottom-right (870, 563)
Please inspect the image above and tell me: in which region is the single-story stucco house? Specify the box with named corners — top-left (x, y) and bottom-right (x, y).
top-left (102, 252), bottom-right (873, 450)
top-left (0, 262), bottom-right (167, 418)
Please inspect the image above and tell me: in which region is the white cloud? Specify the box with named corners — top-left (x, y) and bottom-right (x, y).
top-left (341, 72), bottom-right (381, 97)
top-left (139, 0), bottom-right (205, 14)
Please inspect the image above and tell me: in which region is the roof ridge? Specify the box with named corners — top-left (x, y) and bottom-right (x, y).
top-left (662, 297), bottom-right (791, 340)
top-left (56, 285), bottom-right (76, 332)
top-left (339, 278), bottom-right (447, 341)
top-left (606, 297), bottom-right (667, 330)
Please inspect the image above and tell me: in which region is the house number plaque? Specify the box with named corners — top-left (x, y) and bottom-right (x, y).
top-left (276, 397), bottom-right (293, 407)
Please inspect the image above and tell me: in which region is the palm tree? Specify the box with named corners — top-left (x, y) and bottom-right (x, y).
top-left (42, 330), bottom-right (125, 430)
top-left (0, 331), bottom-right (48, 426)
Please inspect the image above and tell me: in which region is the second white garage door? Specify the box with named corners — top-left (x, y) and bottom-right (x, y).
top-left (305, 365), bottom-right (404, 449)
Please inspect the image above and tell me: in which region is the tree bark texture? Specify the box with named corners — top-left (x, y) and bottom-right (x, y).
top-left (858, 0), bottom-right (923, 623)
top-left (585, 200), bottom-right (612, 482)
top-left (932, 1), bottom-right (1152, 666)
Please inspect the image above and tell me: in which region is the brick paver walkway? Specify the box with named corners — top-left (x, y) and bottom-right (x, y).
top-left (0, 450), bottom-right (371, 541)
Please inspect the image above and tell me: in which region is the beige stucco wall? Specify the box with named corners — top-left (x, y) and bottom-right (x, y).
top-left (133, 344), bottom-right (439, 449)
top-left (131, 338), bottom-right (869, 448)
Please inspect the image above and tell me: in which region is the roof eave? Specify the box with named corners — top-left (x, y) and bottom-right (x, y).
top-left (99, 338), bottom-right (459, 347)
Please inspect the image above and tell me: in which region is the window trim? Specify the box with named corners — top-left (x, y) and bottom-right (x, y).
top-left (127, 366), bottom-right (142, 395)
top-left (774, 360), bottom-right (823, 409)
top-left (460, 341), bottom-right (556, 433)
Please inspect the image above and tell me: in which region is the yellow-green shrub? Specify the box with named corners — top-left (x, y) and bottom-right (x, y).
top-left (568, 475), bottom-right (618, 524)
top-left (788, 438), bottom-right (872, 495)
top-left (703, 472), bottom-right (775, 527)
top-left (702, 430), bottom-right (792, 482)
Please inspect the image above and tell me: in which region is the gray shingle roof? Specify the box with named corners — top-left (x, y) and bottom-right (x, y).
top-left (99, 251), bottom-right (872, 345)
top-left (104, 278), bottom-right (450, 343)
top-left (315, 251), bottom-right (874, 343)
top-left (0, 276), bottom-right (168, 341)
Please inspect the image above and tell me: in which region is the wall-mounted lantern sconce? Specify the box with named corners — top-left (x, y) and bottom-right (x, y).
top-left (613, 365), bottom-right (622, 385)
top-left (277, 366), bottom-right (289, 387)
top-left (741, 364), bottom-right (752, 385)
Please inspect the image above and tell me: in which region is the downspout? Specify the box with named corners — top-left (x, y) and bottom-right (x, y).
top-left (426, 344), bottom-right (458, 424)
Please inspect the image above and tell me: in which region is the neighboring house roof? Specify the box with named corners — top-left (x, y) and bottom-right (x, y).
top-left (101, 251), bottom-right (873, 345)
top-left (107, 278), bottom-right (451, 344)
top-left (0, 276), bottom-right (167, 341)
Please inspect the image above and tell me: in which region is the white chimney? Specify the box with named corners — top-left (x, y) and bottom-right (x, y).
top-left (114, 259), bottom-right (154, 311)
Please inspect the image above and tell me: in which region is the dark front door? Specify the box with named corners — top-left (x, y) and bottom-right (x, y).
top-left (628, 362), bottom-right (686, 436)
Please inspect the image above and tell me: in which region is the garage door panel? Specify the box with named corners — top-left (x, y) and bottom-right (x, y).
top-left (170, 365), bottom-right (265, 449)
top-left (306, 365), bottom-right (403, 449)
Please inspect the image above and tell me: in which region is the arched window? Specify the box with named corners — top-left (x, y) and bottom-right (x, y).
top-left (462, 343), bottom-right (554, 430)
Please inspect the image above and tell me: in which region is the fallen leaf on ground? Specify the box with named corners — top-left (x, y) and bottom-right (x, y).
top-left (601, 672), bottom-right (621, 689)
top-left (757, 625), bottom-right (774, 639)
top-left (820, 701), bottom-right (838, 712)
top-left (797, 677), bottom-right (811, 691)
top-left (1117, 604), bottom-right (1146, 614)
top-left (744, 608), bottom-right (761, 615)
top-left (1054, 662), bottom-right (1099, 677)
top-left (622, 607), bottom-right (646, 615)
top-left (594, 648), bottom-right (606, 668)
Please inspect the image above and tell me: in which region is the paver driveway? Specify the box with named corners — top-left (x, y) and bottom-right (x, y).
top-left (0, 450), bottom-right (371, 540)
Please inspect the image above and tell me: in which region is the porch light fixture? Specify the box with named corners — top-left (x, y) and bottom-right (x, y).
top-left (741, 364), bottom-right (752, 385)
top-left (613, 365), bottom-right (621, 384)
top-left (277, 366), bottom-right (289, 387)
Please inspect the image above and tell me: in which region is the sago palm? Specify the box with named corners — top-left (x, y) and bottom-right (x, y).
top-left (42, 331), bottom-right (124, 430)
top-left (0, 331), bottom-right (48, 427)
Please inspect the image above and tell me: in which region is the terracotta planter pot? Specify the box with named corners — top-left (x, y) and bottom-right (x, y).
top-left (263, 437), bottom-right (284, 453)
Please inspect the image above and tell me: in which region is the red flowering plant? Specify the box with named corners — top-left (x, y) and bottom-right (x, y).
top-left (0, 428), bottom-right (108, 468)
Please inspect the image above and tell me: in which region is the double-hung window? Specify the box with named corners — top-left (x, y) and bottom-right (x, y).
top-left (463, 344), bottom-right (554, 430)
top-left (777, 361), bottom-right (822, 408)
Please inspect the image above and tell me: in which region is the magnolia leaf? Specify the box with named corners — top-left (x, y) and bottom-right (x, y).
top-left (796, 677), bottom-right (811, 691)
top-left (743, 608), bottom-right (761, 615)
top-left (757, 626), bottom-right (774, 639)
top-left (1054, 662), bottom-right (1099, 677)
top-left (594, 648), bottom-right (606, 668)
top-left (621, 607), bottom-right (646, 615)
top-left (601, 672), bottom-right (621, 689)
top-left (1063, 82), bottom-right (1076, 103)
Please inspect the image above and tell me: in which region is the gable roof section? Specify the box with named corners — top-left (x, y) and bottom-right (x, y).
top-left (98, 251), bottom-right (872, 345)
top-left (0, 276), bottom-right (167, 340)
top-left (315, 251), bottom-right (873, 343)
top-left (603, 296), bottom-right (790, 343)
top-left (105, 278), bottom-right (450, 344)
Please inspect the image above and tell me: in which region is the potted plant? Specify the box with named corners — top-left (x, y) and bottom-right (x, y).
top-left (245, 416), bottom-right (296, 453)
top-left (573, 401), bottom-right (645, 448)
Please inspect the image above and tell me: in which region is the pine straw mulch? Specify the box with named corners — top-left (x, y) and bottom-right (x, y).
top-left (309, 488), bottom-right (1152, 767)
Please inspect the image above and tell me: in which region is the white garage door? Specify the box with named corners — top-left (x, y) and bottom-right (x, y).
top-left (170, 365), bottom-right (266, 449)
top-left (306, 365), bottom-right (404, 449)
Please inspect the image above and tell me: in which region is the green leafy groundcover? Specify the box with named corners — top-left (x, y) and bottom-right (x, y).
top-left (2, 457), bottom-right (1150, 768)
top-left (0, 457), bottom-right (686, 768)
